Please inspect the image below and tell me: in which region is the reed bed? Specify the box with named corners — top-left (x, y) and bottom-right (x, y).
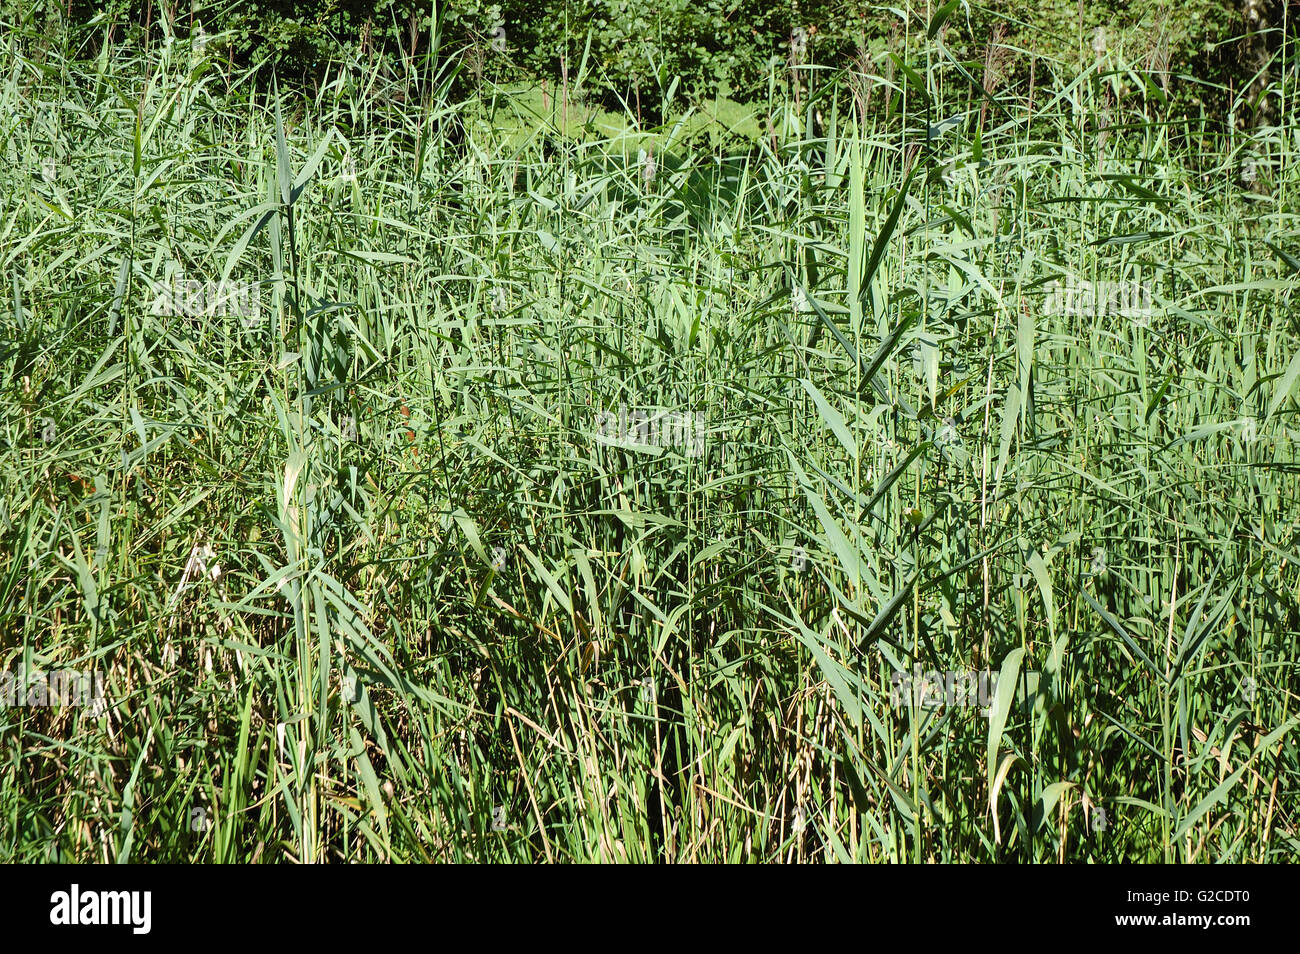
top-left (1, 11), bottom-right (1297, 862)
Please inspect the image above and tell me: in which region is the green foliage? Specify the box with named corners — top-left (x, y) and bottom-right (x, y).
top-left (1, 3), bottom-right (1298, 863)
top-left (6, 0), bottom-right (1277, 118)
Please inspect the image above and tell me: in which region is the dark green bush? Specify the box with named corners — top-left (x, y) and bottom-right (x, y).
top-left (5, 0), bottom-right (1286, 125)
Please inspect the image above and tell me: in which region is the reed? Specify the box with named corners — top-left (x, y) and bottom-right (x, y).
top-left (0, 7), bottom-right (1296, 862)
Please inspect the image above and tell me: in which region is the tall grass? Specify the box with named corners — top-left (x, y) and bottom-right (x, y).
top-left (1, 10), bottom-right (1297, 862)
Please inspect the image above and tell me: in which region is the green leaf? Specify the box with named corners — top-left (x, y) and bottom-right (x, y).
top-left (927, 0), bottom-right (960, 39)
top-left (799, 377), bottom-right (857, 460)
top-left (986, 646), bottom-right (1025, 843)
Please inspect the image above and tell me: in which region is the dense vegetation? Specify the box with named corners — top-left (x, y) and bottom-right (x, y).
top-left (7, 1), bottom-right (1256, 108)
top-left (1, 4), bottom-right (1297, 861)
